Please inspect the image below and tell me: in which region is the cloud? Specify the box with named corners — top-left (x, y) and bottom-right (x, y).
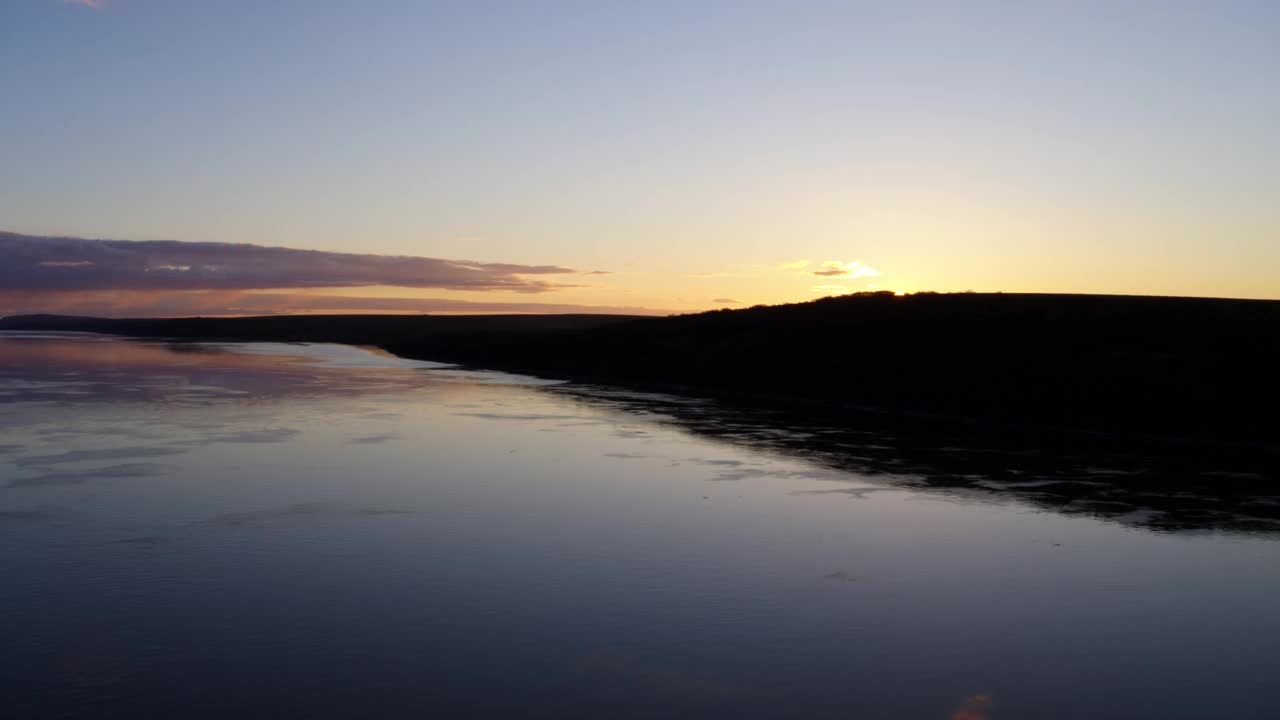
top-left (582, 270), bottom-right (613, 276)
top-left (0, 231), bottom-right (577, 294)
top-left (778, 259), bottom-right (809, 270)
top-left (811, 260), bottom-right (879, 279)
top-left (712, 298), bottom-right (739, 305)
top-left (0, 288), bottom-right (667, 318)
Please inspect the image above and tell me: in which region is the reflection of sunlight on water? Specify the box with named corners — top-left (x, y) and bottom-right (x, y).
top-left (573, 648), bottom-right (754, 703)
top-left (192, 341), bottom-right (451, 370)
top-left (951, 693), bottom-right (993, 720)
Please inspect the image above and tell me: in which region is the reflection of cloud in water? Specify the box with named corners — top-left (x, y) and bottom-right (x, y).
top-left (612, 429), bottom-right (649, 439)
top-left (188, 428), bottom-right (300, 445)
top-left (8, 462), bottom-right (177, 488)
top-left (455, 412), bottom-right (590, 422)
top-left (34, 423), bottom-right (163, 440)
top-left (687, 458), bottom-right (746, 467)
top-left (0, 335), bottom-right (465, 406)
top-left (790, 487), bottom-right (906, 499)
top-left (15, 446), bottom-right (187, 467)
top-left (707, 468), bottom-right (770, 482)
top-left (347, 433), bottom-right (402, 445)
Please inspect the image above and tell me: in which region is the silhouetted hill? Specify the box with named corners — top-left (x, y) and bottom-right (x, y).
top-left (380, 292), bottom-right (1280, 447)
top-left (5, 292), bottom-right (1278, 447)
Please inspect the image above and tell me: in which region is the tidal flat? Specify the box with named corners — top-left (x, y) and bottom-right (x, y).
top-left (2, 333), bottom-right (1278, 719)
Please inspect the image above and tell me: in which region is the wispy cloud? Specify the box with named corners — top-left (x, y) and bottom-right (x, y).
top-left (811, 260), bottom-right (879, 279)
top-left (712, 298), bottom-right (739, 305)
top-left (0, 231), bottom-right (578, 294)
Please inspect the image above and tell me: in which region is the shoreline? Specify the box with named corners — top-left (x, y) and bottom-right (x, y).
top-left (4, 292), bottom-right (1279, 456)
top-left (4, 320), bottom-right (1278, 532)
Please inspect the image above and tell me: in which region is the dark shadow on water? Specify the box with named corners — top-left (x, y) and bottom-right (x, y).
top-left (555, 385), bottom-right (1280, 536)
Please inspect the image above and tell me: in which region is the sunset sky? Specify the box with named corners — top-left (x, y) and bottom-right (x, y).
top-left (2, 1), bottom-right (1278, 316)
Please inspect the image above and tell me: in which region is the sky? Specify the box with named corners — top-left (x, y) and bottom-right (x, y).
top-left (2, 0), bottom-right (1278, 316)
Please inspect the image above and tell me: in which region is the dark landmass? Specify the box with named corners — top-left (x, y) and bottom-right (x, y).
top-left (382, 292), bottom-right (1280, 447)
top-left (5, 292), bottom-right (1279, 448)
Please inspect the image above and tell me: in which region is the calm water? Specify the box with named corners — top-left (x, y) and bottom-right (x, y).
top-left (2, 333), bottom-right (1278, 719)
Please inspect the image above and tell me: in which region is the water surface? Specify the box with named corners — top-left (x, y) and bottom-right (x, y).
top-left (2, 333), bottom-right (1278, 719)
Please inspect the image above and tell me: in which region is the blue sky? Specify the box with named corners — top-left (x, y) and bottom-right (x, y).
top-left (2, 1), bottom-right (1278, 313)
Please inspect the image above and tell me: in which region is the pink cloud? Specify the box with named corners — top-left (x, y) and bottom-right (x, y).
top-left (1, 231), bottom-right (583, 294)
